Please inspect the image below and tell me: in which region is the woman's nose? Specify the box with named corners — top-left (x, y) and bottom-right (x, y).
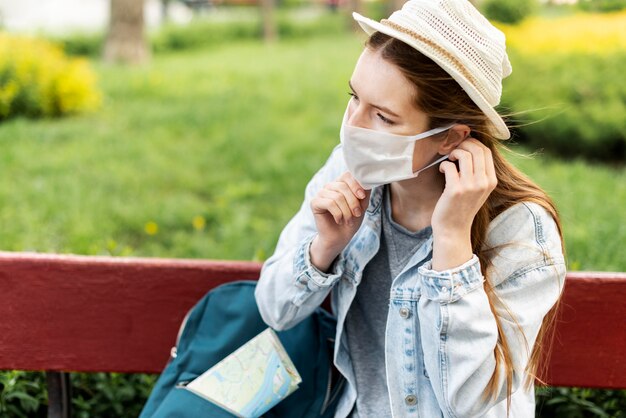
top-left (346, 102), bottom-right (368, 129)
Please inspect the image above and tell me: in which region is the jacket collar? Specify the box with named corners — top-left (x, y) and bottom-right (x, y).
top-left (366, 185), bottom-right (384, 215)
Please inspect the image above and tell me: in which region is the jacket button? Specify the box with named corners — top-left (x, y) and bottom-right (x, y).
top-left (405, 394), bottom-right (417, 405)
top-left (399, 307), bottom-right (410, 319)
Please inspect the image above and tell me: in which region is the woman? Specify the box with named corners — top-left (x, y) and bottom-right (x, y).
top-left (255, 0), bottom-right (566, 417)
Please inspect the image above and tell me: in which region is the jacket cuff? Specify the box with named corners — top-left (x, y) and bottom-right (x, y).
top-left (418, 255), bottom-right (484, 303)
top-left (293, 234), bottom-right (344, 292)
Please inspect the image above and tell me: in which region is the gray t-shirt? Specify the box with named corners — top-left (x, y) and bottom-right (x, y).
top-left (345, 185), bottom-right (432, 417)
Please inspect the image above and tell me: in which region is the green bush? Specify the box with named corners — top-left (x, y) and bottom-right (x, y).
top-left (482, 0), bottom-right (538, 24)
top-left (0, 371), bottom-right (46, 417)
top-left (277, 12), bottom-right (345, 39)
top-left (498, 11), bottom-right (626, 161)
top-left (0, 34), bottom-right (101, 120)
top-left (53, 32), bottom-right (104, 57)
top-left (151, 19), bottom-right (260, 52)
top-left (578, 0), bottom-right (626, 13)
top-left (58, 9), bottom-right (347, 57)
top-left (1, 370), bottom-right (625, 417)
top-left (536, 386), bottom-right (626, 417)
top-left (502, 51), bottom-right (626, 161)
top-left (0, 371), bottom-right (156, 417)
top-left (71, 373), bottom-right (156, 418)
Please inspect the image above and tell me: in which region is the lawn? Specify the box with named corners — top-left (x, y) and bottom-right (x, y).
top-left (0, 34), bottom-right (624, 272)
top-left (0, 36), bottom-right (358, 261)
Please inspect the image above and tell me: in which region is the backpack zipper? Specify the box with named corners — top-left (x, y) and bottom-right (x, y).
top-left (321, 368), bottom-right (345, 414)
top-left (320, 337), bottom-right (345, 414)
top-left (170, 307), bottom-right (193, 359)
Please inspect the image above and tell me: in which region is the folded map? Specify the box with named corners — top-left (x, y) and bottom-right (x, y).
top-left (183, 328), bottom-right (302, 418)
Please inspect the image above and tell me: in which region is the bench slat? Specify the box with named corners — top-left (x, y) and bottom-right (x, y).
top-left (0, 252), bottom-right (624, 389)
top-left (0, 252), bottom-right (261, 374)
top-left (541, 272), bottom-right (626, 389)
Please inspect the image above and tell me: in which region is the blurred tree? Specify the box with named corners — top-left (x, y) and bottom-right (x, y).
top-left (260, 0), bottom-right (277, 41)
top-left (578, 0), bottom-right (626, 12)
top-left (104, 0), bottom-right (150, 64)
top-left (349, 0), bottom-right (363, 29)
top-left (482, 0), bottom-right (538, 24)
top-left (388, 0), bottom-right (405, 15)
top-left (161, 0), bottom-right (172, 22)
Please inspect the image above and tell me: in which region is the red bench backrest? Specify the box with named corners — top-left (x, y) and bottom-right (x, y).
top-left (0, 252), bottom-right (624, 389)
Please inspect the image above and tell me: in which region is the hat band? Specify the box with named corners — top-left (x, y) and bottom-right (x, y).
top-left (380, 19), bottom-right (479, 92)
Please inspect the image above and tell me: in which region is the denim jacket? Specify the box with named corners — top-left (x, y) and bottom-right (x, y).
top-left (255, 145), bottom-right (566, 418)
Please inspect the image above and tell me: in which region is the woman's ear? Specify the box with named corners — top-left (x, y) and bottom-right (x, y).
top-left (438, 124), bottom-right (470, 154)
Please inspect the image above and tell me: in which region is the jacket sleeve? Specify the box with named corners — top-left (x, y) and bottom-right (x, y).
top-left (417, 202), bottom-right (566, 418)
top-left (254, 145), bottom-right (347, 331)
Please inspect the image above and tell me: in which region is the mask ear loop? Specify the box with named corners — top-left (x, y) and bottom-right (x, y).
top-left (411, 125), bottom-right (456, 176)
top-left (412, 154), bottom-right (450, 176)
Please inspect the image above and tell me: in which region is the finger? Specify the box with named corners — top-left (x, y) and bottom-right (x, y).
top-left (439, 160), bottom-right (460, 190)
top-left (327, 181), bottom-right (363, 217)
top-left (359, 188), bottom-right (372, 212)
top-left (458, 138), bottom-right (486, 176)
top-left (483, 146), bottom-right (497, 189)
top-left (311, 197), bottom-right (344, 224)
top-left (461, 139), bottom-right (496, 192)
top-left (340, 171), bottom-right (367, 200)
top-left (448, 148), bottom-right (473, 180)
top-left (319, 189), bottom-right (353, 223)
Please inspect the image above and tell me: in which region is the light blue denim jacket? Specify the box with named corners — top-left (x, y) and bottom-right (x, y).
top-left (255, 145), bottom-right (566, 418)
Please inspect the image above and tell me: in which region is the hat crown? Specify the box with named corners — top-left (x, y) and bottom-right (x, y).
top-left (387, 0), bottom-right (511, 106)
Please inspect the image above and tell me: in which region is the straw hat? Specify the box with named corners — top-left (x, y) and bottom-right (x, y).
top-left (353, 0), bottom-right (512, 139)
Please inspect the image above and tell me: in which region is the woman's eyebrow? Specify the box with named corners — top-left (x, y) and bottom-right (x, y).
top-left (348, 80), bottom-right (400, 118)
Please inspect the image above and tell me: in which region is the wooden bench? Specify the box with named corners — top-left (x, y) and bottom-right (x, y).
top-left (0, 251), bottom-right (624, 417)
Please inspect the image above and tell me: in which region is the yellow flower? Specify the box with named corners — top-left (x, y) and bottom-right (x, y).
top-left (498, 10), bottom-right (626, 56)
top-left (192, 215), bottom-right (206, 231)
top-left (569, 260), bottom-right (581, 271)
top-left (144, 221), bottom-right (159, 236)
top-left (0, 33), bottom-right (101, 119)
top-left (106, 239), bottom-right (118, 252)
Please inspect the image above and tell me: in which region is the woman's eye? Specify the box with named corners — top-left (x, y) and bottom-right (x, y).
top-left (348, 92), bottom-right (359, 101)
top-left (377, 113), bottom-right (395, 125)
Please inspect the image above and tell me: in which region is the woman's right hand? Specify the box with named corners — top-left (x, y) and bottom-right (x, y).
top-left (309, 171), bottom-right (371, 272)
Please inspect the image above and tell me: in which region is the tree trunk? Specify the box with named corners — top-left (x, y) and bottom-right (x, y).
top-left (349, 0), bottom-right (363, 31)
top-left (161, 0), bottom-right (172, 23)
top-left (388, 0), bottom-right (406, 16)
top-left (104, 0), bottom-right (150, 64)
top-left (260, 0), bottom-right (277, 42)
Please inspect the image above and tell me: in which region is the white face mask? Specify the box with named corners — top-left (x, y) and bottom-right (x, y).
top-left (340, 108), bottom-right (454, 190)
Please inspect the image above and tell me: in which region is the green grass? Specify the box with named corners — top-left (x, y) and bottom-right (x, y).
top-left (1, 34), bottom-right (625, 270)
top-left (1, 34), bottom-right (624, 271)
top-left (0, 36), bottom-right (361, 260)
top-left (506, 148), bottom-right (626, 272)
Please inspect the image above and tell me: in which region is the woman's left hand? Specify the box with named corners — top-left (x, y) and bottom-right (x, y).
top-left (430, 138), bottom-right (497, 270)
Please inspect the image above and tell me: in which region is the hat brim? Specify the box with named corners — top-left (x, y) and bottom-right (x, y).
top-left (353, 12), bottom-right (511, 140)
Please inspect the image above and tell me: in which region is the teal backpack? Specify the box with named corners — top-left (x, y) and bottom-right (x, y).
top-left (139, 280), bottom-right (345, 418)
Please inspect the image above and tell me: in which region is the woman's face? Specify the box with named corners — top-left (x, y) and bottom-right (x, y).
top-left (347, 47), bottom-right (443, 173)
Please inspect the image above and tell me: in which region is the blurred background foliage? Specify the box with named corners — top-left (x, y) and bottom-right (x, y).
top-left (482, 0), bottom-right (540, 24)
top-left (0, 35), bottom-right (100, 119)
top-left (0, 0), bottom-right (624, 416)
top-left (499, 10), bottom-right (626, 161)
